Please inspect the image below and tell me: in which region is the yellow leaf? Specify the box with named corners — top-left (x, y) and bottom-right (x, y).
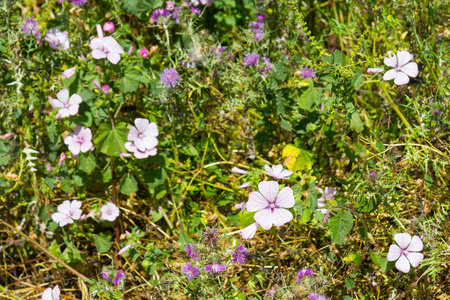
top-left (282, 144), bottom-right (301, 171)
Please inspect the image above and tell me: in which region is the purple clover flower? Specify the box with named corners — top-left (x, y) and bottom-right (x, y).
top-left (185, 244), bottom-right (200, 260)
top-left (232, 244), bottom-right (249, 264)
top-left (295, 268), bottom-right (314, 282)
top-left (249, 21), bottom-right (264, 30)
top-left (22, 18), bottom-right (38, 36)
top-left (100, 270), bottom-right (109, 281)
top-left (191, 7), bottom-right (201, 14)
top-left (266, 285), bottom-right (278, 300)
top-left (182, 262), bottom-right (200, 281)
top-left (113, 269), bottom-right (126, 286)
top-left (308, 294), bottom-right (330, 300)
top-left (256, 14), bottom-right (266, 22)
top-left (300, 66), bottom-right (316, 79)
top-left (152, 8), bottom-right (171, 24)
top-left (243, 53), bottom-right (260, 68)
top-left (253, 28), bottom-right (264, 41)
top-left (202, 226), bottom-right (220, 247)
top-left (261, 57), bottom-right (273, 76)
top-left (160, 68), bottom-right (179, 88)
top-left (205, 264), bottom-right (227, 273)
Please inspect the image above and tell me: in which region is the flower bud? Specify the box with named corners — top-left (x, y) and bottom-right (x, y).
top-left (139, 48), bottom-right (149, 59)
top-left (103, 21), bottom-right (115, 33)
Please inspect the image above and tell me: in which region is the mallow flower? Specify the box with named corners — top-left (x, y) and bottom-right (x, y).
top-left (61, 67), bottom-right (76, 78)
top-left (383, 50), bottom-right (418, 85)
top-left (89, 24), bottom-right (124, 65)
top-left (44, 29), bottom-right (70, 50)
top-left (239, 222), bottom-right (259, 239)
top-left (64, 126), bottom-right (93, 156)
top-left (100, 202), bottom-right (120, 221)
top-left (51, 200), bottom-right (82, 227)
top-left (127, 118), bottom-right (158, 152)
top-left (387, 233), bottom-right (424, 273)
top-left (317, 187), bottom-right (336, 215)
top-left (49, 88), bottom-right (82, 119)
top-left (265, 164), bottom-right (293, 180)
top-left (42, 285), bottom-right (60, 300)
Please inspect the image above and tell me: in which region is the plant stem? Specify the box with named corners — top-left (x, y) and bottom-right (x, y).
top-left (381, 85), bottom-right (412, 130)
top-left (110, 156), bottom-right (120, 245)
top-left (273, 232), bottom-right (282, 271)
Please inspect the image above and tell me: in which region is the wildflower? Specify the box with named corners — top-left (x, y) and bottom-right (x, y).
top-left (102, 85), bottom-right (110, 95)
top-left (127, 118), bottom-right (159, 152)
top-left (64, 126), bottom-right (93, 157)
top-left (182, 262), bottom-right (200, 281)
top-left (387, 233), bottom-right (424, 273)
top-left (103, 21), bottom-right (115, 33)
top-left (253, 28), bottom-right (264, 41)
top-left (93, 80), bottom-right (102, 91)
top-left (100, 202), bottom-right (120, 222)
top-left (191, 7), bottom-right (201, 14)
top-left (300, 66), bottom-right (316, 79)
top-left (265, 164), bottom-right (292, 180)
top-left (200, 0), bottom-right (214, 6)
top-left (232, 245), bottom-right (248, 264)
top-left (46, 163), bottom-right (52, 172)
top-left (202, 226), bottom-right (220, 247)
top-left (128, 45), bottom-right (134, 55)
top-left (239, 222), bottom-right (259, 239)
top-left (368, 170), bottom-right (377, 178)
top-left (266, 285), bottom-right (278, 300)
top-left (383, 50), bottom-right (418, 85)
top-left (205, 263), bottom-right (227, 273)
top-left (367, 67), bottom-right (383, 74)
top-left (61, 67), bottom-right (76, 79)
top-left (113, 270), bottom-right (126, 286)
top-left (260, 57), bottom-right (273, 76)
top-left (124, 142), bottom-right (157, 159)
top-left (247, 181), bottom-right (295, 230)
top-left (239, 182), bottom-right (251, 189)
top-left (151, 8), bottom-right (170, 24)
top-left (296, 268), bottom-right (314, 282)
top-left (317, 187), bottom-right (336, 215)
top-left (235, 202), bottom-right (246, 211)
top-left (166, 1), bottom-right (174, 10)
top-left (2, 132), bottom-right (13, 140)
top-left (49, 89), bottom-right (82, 119)
top-left (160, 68), bottom-right (179, 88)
top-left (100, 270), bottom-right (110, 281)
top-left (58, 153), bottom-right (66, 167)
top-left (51, 200), bottom-right (82, 227)
top-left (172, 6), bottom-right (182, 23)
top-left (42, 285), bottom-right (60, 300)
top-left (35, 30), bottom-right (43, 45)
top-left (118, 244), bottom-right (132, 255)
top-left (256, 14), bottom-right (265, 22)
top-left (185, 244), bottom-right (200, 260)
top-left (434, 110), bottom-right (439, 114)
top-left (232, 167), bottom-right (248, 175)
top-left (44, 29), bottom-right (70, 50)
top-left (89, 24), bottom-right (124, 65)
top-left (22, 17), bottom-right (38, 36)
top-left (243, 53), bottom-right (260, 68)
top-left (78, 54), bottom-right (86, 61)
top-left (70, 0), bottom-right (87, 6)
top-left (139, 48), bottom-right (149, 58)
top-left (249, 21), bottom-right (264, 30)
top-left (308, 294), bottom-right (330, 300)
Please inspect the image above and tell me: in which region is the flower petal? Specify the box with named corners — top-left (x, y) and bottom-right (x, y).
top-left (258, 181), bottom-right (279, 202)
top-left (68, 105), bottom-right (79, 116)
top-left (107, 52), bottom-right (121, 65)
top-left (49, 98), bottom-right (64, 108)
top-left (92, 49), bottom-right (107, 59)
top-left (401, 62), bottom-right (418, 78)
top-left (239, 222), bottom-right (259, 239)
top-left (387, 244), bottom-right (402, 261)
top-left (142, 136), bottom-right (159, 149)
top-left (407, 235), bottom-right (423, 252)
top-left (395, 254), bottom-right (411, 273)
top-left (134, 138), bottom-right (147, 152)
top-left (42, 288), bottom-right (53, 300)
top-left (394, 233), bottom-right (412, 249)
top-left (247, 191), bottom-right (268, 212)
top-left (68, 94), bottom-right (82, 105)
top-left (396, 51), bottom-right (413, 67)
top-left (134, 118), bottom-right (149, 132)
top-left (58, 108), bottom-right (70, 118)
top-left (104, 36), bottom-right (124, 54)
top-left (51, 212), bottom-right (72, 227)
top-left (125, 142), bottom-right (136, 152)
top-left (275, 187), bottom-right (295, 208)
top-left (272, 208), bottom-right (293, 226)
top-left (127, 127), bottom-right (139, 141)
top-left (383, 69), bottom-right (397, 81)
top-left (56, 89), bottom-right (69, 103)
top-left (80, 141), bottom-right (93, 153)
top-left (53, 285), bottom-right (60, 299)
top-left (254, 208), bottom-right (274, 230)
top-left (278, 169), bottom-right (293, 179)
top-left (143, 122), bottom-right (159, 137)
top-left (264, 165), bottom-right (274, 177)
top-left (68, 141), bottom-right (81, 156)
top-left (394, 72), bottom-right (410, 85)
top-left (384, 52), bottom-right (397, 68)
top-left (406, 252), bottom-right (424, 268)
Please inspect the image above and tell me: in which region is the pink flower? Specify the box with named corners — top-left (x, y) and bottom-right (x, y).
top-left (238, 182), bottom-right (251, 189)
top-left (49, 88), bottom-right (82, 119)
top-left (265, 164), bottom-right (293, 180)
top-left (235, 202), bottom-right (246, 211)
top-left (128, 45), bottom-right (134, 55)
top-left (367, 67), bottom-right (383, 74)
top-left (58, 153), bottom-right (66, 167)
top-left (102, 85), bottom-right (110, 95)
top-left (317, 187), bottom-right (336, 215)
top-left (232, 167), bottom-right (248, 175)
top-left (89, 24), bottom-right (124, 65)
top-left (103, 21), bottom-right (115, 33)
top-left (166, 1), bottom-right (174, 10)
top-left (118, 244), bottom-right (131, 255)
top-left (120, 153), bottom-right (132, 158)
top-left (46, 163), bottom-right (52, 172)
top-left (139, 48), bottom-right (149, 58)
top-left (127, 118), bottom-right (159, 152)
top-left (93, 80), bottom-right (102, 91)
top-left (2, 132), bottom-right (13, 140)
top-left (51, 200), bottom-right (82, 227)
top-left (246, 181), bottom-right (294, 230)
top-left (42, 285), bottom-right (60, 300)
top-left (124, 142), bottom-right (157, 159)
top-left (100, 202), bottom-right (120, 222)
top-left (61, 67), bottom-right (76, 78)
top-left (387, 233), bottom-right (424, 273)
top-left (239, 222), bottom-right (259, 239)
top-left (44, 29), bottom-right (70, 50)
top-left (64, 126), bottom-right (93, 157)
top-left (383, 51), bottom-right (418, 85)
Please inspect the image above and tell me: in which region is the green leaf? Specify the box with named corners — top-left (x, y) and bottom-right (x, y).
top-left (345, 278), bottom-right (356, 289)
top-left (120, 175), bottom-right (139, 195)
top-left (329, 210), bottom-right (353, 245)
top-left (309, 181), bottom-right (317, 212)
top-left (333, 50), bottom-right (344, 65)
top-left (77, 152), bottom-right (97, 174)
top-left (240, 210), bottom-right (256, 228)
top-left (180, 144), bottom-right (199, 156)
top-left (293, 149), bottom-right (315, 171)
top-left (279, 120), bottom-right (292, 131)
top-left (92, 233), bottom-right (112, 253)
top-left (299, 208), bottom-right (312, 224)
top-left (298, 88), bottom-right (320, 112)
top-left (49, 240), bottom-right (63, 260)
top-left (346, 102), bottom-right (363, 133)
top-left (143, 168), bottom-right (167, 189)
top-left (93, 122), bottom-right (128, 156)
top-left (178, 231), bottom-right (193, 246)
top-left (119, 67), bottom-right (145, 94)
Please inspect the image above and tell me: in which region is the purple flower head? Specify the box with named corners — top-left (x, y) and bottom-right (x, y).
top-left (64, 126), bottom-right (93, 157)
top-left (434, 110), bottom-right (439, 115)
top-left (185, 244), bottom-right (200, 260)
top-left (152, 8), bottom-right (171, 24)
top-left (387, 233), bottom-right (424, 273)
top-left (256, 14), bottom-right (266, 22)
top-left (160, 68), bottom-right (179, 88)
top-left (266, 285), bottom-right (278, 300)
top-left (232, 245), bottom-right (248, 264)
top-left (191, 7), bottom-right (201, 14)
top-left (383, 50), bottom-right (418, 85)
top-left (368, 170), bottom-right (377, 178)
top-left (261, 57), bottom-right (273, 75)
top-left (252, 28), bottom-right (264, 41)
top-left (300, 66), bottom-right (316, 79)
top-left (182, 262), bottom-right (200, 281)
top-left (22, 18), bottom-right (38, 36)
top-left (100, 270), bottom-right (110, 281)
top-left (243, 53), bottom-right (260, 68)
top-left (172, 6), bottom-right (182, 23)
top-left (249, 21), bottom-right (264, 30)
top-left (308, 294), bottom-right (330, 300)
top-left (113, 269), bottom-right (126, 286)
top-left (70, 0), bottom-right (87, 6)
top-left (202, 226), bottom-right (220, 247)
top-left (205, 264), bottom-right (226, 273)
top-left (296, 268), bottom-right (314, 282)
top-left (44, 29), bottom-right (70, 50)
